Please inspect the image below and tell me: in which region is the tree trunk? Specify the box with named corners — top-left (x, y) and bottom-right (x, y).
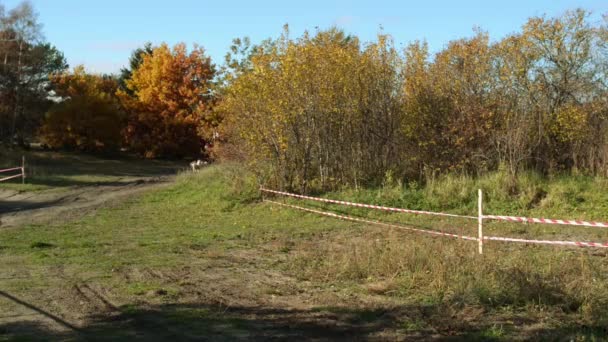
top-left (10, 39), bottom-right (23, 145)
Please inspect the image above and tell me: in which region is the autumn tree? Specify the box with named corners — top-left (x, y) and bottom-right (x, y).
top-left (400, 9), bottom-right (608, 181)
top-left (489, 33), bottom-right (539, 179)
top-left (40, 66), bottom-right (124, 152)
top-left (522, 9), bottom-right (608, 174)
top-left (353, 34), bottom-right (405, 184)
top-left (118, 42), bottom-right (153, 94)
top-left (219, 27), bottom-right (405, 191)
top-left (403, 31), bottom-right (498, 175)
top-left (118, 43), bottom-right (216, 158)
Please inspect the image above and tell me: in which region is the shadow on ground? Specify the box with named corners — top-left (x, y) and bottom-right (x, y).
top-left (0, 302), bottom-right (456, 341)
top-left (1, 294), bottom-right (607, 341)
top-left (0, 198), bottom-right (66, 215)
top-left (19, 176), bottom-right (172, 189)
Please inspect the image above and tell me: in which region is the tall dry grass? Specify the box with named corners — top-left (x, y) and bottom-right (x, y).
top-left (287, 225), bottom-right (608, 326)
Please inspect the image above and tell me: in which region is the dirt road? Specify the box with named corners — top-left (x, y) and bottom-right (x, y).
top-left (0, 150), bottom-right (182, 227)
top-left (0, 176), bottom-right (173, 227)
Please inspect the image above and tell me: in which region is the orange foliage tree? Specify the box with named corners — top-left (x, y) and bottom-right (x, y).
top-left (118, 43), bottom-right (217, 158)
top-left (40, 66), bottom-right (124, 152)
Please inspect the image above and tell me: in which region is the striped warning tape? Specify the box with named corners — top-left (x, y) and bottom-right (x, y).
top-left (0, 167), bottom-right (22, 173)
top-left (483, 215), bottom-right (608, 228)
top-left (261, 188), bottom-right (608, 229)
top-left (260, 188), bottom-right (476, 219)
top-left (483, 235), bottom-right (608, 248)
top-left (265, 200), bottom-right (608, 249)
top-left (0, 173), bottom-right (23, 182)
top-left (265, 200), bottom-right (478, 241)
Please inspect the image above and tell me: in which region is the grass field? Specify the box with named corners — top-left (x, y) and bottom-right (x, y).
top-left (1, 152), bottom-right (608, 340)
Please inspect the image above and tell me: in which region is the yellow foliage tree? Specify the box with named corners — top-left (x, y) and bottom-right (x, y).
top-left (219, 10), bottom-right (608, 187)
top-left (219, 28), bottom-right (405, 190)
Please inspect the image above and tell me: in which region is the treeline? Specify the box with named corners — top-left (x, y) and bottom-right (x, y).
top-left (2, 2), bottom-right (608, 190)
top-left (219, 10), bottom-right (608, 191)
top-left (38, 43), bottom-right (216, 158)
top-left (1, 2), bottom-right (216, 158)
top-left (38, 44), bottom-right (217, 158)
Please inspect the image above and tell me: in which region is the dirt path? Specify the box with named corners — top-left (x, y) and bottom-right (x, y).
top-left (0, 175), bottom-right (174, 227)
top-left (0, 150), bottom-right (183, 228)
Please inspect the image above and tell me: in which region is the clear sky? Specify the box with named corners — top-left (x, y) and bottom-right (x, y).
top-left (2, 0), bottom-right (607, 74)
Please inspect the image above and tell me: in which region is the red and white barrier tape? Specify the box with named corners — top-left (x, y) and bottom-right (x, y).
top-left (260, 188), bottom-right (476, 219)
top-left (266, 200), bottom-right (608, 249)
top-left (0, 173), bottom-right (23, 182)
top-left (483, 214), bottom-right (608, 228)
top-left (261, 188), bottom-right (608, 229)
top-left (264, 200), bottom-right (478, 241)
top-left (484, 235), bottom-right (608, 248)
top-left (0, 167), bottom-right (22, 173)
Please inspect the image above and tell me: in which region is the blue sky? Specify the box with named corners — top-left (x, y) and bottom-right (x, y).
top-left (2, 0), bottom-right (607, 74)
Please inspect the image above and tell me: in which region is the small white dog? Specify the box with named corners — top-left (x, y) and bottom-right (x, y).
top-left (190, 159), bottom-right (208, 171)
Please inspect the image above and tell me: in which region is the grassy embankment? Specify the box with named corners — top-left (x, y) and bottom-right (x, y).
top-left (1, 155), bottom-right (607, 340)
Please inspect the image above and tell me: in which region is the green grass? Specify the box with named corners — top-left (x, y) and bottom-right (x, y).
top-left (2, 158), bottom-right (608, 340)
top-left (292, 168), bottom-right (608, 245)
top-left (0, 164), bottom-right (345, 295)
top-left (324, 167), bottom-right (608, 221)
